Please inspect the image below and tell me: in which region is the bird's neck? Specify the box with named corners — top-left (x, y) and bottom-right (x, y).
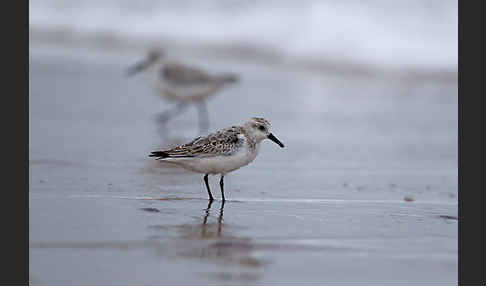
top-left (241, 129), bottom-right (260, 152)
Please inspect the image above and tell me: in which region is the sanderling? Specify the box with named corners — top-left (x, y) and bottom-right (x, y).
top-left (126, 49), bottom-right (238, 132)
top-left (149, 117), bottom-right (284, 202)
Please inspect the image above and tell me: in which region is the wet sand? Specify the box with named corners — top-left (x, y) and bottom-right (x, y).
top-left (29, 45), bottom-right (457, 286)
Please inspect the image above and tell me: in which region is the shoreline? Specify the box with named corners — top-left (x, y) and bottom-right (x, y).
top-left (30, 28), bottom-right (458, 84)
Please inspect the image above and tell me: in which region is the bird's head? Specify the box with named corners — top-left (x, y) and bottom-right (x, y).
top-left (125, 48), bottom-right (165, 77)
top-left (244, 117), bottom-right (284, 148)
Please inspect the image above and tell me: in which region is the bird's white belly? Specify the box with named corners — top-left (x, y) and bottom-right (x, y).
top-left (152, 77), bottom-right (221, 102)
top-left (176, 147), bottom-right (257, 175)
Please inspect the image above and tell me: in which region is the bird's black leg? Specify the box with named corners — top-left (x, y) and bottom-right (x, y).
top-left (196, 101), bottom-right (210, 134)
top-left (156, 102), bottom-right (188, 139)
top-left (204, 174), bottom-right (214, 201)
top-left (219, 174), bottom-right (225, 202)
top-left (157, 102), bottom-right (188, 124)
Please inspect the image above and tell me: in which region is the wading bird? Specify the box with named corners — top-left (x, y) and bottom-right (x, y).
top-left (126, 49), bottom-right (238, 133)
top-left (149, 117), bottom-right (284, 202)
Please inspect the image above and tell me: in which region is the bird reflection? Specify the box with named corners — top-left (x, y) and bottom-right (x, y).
top-left (201, 200), bottom-right (225, 238)
top-left (146, 200), bottom-right (265, 274)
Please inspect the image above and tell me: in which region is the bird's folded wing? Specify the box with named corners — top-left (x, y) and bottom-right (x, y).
top-left (160, 62), bottom-right (214, 85)
top-left (152, 127), bottom-right (243, 159)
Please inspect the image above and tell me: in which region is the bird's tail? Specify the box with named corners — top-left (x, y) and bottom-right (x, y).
top-left (149, 151), bottom-right (170, 160)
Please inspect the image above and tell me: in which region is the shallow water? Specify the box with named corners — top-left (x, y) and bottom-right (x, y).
top-left (29, 45), bottom-right (457, 286)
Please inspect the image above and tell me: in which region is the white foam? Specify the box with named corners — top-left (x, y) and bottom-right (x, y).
top-left (29, 0), bottom-right (457, 70)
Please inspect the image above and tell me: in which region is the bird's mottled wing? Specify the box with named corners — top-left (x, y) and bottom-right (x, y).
top-left (162, 126), bottom-right (243, 158)
top-left (160, 62), bottom-right (214, 86)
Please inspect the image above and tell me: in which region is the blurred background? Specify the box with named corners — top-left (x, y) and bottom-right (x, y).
top-left (30, 0), bottom-right (457, 70)
top-left (29, 1), bottom-right (457, 286)
top-left (29, 0), bottom-right (457, 72)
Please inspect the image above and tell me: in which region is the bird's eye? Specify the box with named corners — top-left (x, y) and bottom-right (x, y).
top-left (258, 125), bottom-right (266, 131)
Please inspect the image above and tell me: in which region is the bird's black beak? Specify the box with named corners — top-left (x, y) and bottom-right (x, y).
top-left (124, 60), bottom-right (150, 77)
top-left (268, 133), bottom-right (284, 148)
top-left (221, 73), bottom-right (239, 83)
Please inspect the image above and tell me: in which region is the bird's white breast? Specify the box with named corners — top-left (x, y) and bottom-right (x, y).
top-left (172, 135), bottom-right (259, 175)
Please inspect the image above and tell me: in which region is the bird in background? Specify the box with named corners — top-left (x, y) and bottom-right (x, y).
top-left (126, 49), bottom-right (238, 134)
top-left (149, 117), bottom-right (285, 202)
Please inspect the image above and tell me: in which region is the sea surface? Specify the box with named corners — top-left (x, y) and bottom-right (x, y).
top-left (29, 0), bottom-right (457, 70)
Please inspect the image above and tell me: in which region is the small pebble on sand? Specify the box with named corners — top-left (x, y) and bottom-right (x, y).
top-left (140, 208), bottom-right (160, 213)
top-left (439, 215), bottom-right (458, 220)
top-left (404, 196), bottom-right (415, 202)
